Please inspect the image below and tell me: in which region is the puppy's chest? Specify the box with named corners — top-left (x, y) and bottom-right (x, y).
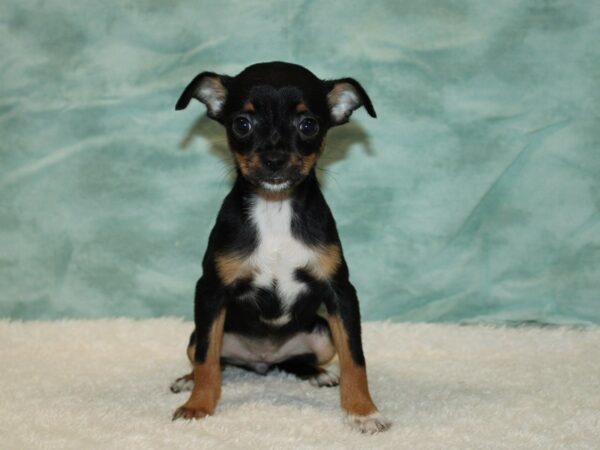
top-left (246, 198), bottom-right (316, 308)
top-left (216, 196), bottom-right (341, 325)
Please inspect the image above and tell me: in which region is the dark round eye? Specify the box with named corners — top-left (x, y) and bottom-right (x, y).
top-left (298, 118), bottom-right (319, 137)
top-left (232, 116), bottom-right (253, 137)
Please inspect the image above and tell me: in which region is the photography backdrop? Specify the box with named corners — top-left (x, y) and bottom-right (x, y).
top-left (1, 1), bottom-right (599, 324)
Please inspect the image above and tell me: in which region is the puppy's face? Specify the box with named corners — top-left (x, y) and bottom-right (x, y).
top-left (176, 62), bottom-right (376, 192)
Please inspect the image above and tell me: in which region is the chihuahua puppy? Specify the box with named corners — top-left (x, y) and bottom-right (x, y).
top-left (170, 62), bottom-right (389, 433)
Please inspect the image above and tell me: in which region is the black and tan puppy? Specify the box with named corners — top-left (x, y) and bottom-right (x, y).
top-left (170, 62), bottom-right (389, 433)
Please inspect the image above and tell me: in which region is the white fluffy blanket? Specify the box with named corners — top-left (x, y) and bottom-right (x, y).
top-left (1, 319), bottom-right (598, 449)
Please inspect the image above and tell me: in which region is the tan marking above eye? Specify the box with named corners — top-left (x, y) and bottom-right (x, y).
top-left (243, 101), bottom-right (255, 112)
top-left (296, 102), bottom-right (308, 113)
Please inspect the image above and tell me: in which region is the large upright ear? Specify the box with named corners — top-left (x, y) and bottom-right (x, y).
top-left (324, 78), bottom-right (377, 125)
top-left (175, 72), bottom-right (231, 122)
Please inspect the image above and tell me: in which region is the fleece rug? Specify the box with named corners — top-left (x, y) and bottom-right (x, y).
top-left (1, 319), bottom-right (598, 449)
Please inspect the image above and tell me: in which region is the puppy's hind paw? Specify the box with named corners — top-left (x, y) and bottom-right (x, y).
top-left (170, 374), bottom-right (194, 393)
top-left (308, 369), bottom-right (339, 387)
top-left (347, 412), bottom-right (391, 434)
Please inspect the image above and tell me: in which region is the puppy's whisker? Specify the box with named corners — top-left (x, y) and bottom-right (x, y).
top-left (215, 164), bottom-right (237, 192)
top-left (316, 165), bottom-right (341, 190)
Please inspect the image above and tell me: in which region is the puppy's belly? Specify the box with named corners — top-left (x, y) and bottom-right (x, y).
top-left (221, 331), bottom-right (335, 367)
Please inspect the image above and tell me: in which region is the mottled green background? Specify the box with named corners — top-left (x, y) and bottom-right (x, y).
top-left (1, 1), bottom-right (599, 324)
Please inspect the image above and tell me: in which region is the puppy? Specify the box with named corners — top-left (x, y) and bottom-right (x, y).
top-left (170, 62), bottom-right (389, 433)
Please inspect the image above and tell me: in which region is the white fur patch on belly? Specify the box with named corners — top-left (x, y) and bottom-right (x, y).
top-left (260, 314), bottom-right (292, 326)
top-left (221, 331), bottom-right (335, 365)
top-left (246, 196), bottom-right (318, 324)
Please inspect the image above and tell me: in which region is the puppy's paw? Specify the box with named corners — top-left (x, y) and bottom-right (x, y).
top-left (308, 369), bottom-right (339, 387)
top-left (347, 412), bottom-right (391, 434)
top-left (172, 404), bottom-right (210, 421)
top-left (170, 374), bottom-right (194, 393)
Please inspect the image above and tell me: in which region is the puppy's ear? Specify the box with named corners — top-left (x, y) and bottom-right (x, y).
top-left (324, 78), bottom-right (376, 125)
top-left (175, 72), bottom-right (232, 122)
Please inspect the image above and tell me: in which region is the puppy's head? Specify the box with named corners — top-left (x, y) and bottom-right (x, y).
top-left (176, 61), bottom-right (376, 192)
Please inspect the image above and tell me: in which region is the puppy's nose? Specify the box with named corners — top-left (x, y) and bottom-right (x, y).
top-left (261, 152), bottom-right (287, 171)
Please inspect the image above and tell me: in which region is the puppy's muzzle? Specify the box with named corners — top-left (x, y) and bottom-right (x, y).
top-left (261, 151), bottom-right (288, 172)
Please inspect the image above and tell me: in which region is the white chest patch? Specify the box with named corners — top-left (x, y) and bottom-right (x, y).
top-left (247, 196), bottom-right (318, 325)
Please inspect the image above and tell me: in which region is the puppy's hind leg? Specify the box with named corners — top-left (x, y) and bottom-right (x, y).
top-left (170, 331), bottom-right (197, 393)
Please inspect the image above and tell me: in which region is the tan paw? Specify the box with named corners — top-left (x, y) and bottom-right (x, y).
top-left (347, 412), bottom-right (391, 434)
top-left (172, 404), bottom-right (211, 421)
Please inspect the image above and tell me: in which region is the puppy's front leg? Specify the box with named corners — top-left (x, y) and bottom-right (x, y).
top-left (325, 281), bottom-right (390, 433)
top-left (173, 277), bottom-right (225, 420)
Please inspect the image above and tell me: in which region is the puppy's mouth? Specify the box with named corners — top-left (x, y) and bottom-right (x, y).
top-left (240, 169), bottom-right (301, 193)
top-left (259, 176), bottom-right (293, 192)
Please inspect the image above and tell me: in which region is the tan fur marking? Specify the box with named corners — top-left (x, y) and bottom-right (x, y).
top-left (249, 153), bottom-right (261, 171)
top-left (302, 140), bottom-right (326, 175)
top-left (327, 315), bottom-right (377, 417)
top-left (177, 371), bottom-right (194, 382)
top-left (255, 188), bottom-right (291, 201)
top-left (309, 244), bottom-right (341, 280)
top-left (289, 152), bottom-right (319, 176)
top-left (175, 311), bottom-right (226, 418)
top-left (302, 153), bottom-right (318, 175)
top-left (233, 152), bottom-right (261, 177)
top-left (215, 253), bottom-right (253, 285)
top-left (234, 153), bottom-right (250, 176)
top-left (243, 101), bottom-right (255, 112)
top-left (296, 102), bottom-right (308, 113)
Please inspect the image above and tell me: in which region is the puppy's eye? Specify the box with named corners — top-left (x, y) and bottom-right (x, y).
top-left (232, 116), bottom-right (253, 137)
top-left (298, 118), bottom-right (319, 137)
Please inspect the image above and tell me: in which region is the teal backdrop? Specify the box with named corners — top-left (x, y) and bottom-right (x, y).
top-left (1, 1), bottom-right (599, 324)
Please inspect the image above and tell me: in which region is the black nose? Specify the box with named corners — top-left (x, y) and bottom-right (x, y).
top-left (262, 152), bottom-right (287, 171)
